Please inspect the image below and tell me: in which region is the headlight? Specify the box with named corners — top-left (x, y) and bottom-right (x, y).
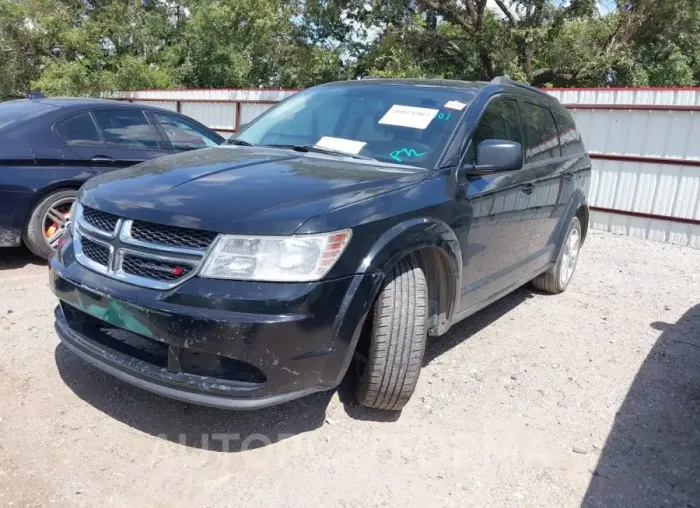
top-left (199, 229), bottom-right (352, 282)
top-left (68, 201), bottom-right (80, 237)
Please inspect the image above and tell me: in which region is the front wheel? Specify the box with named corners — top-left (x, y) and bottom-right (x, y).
top-left (23, 189), bottom-right (77, 260)
top-left (355, 255), bottom-right (428, 411)
top-left (531, 216), bottom-right (582, 294)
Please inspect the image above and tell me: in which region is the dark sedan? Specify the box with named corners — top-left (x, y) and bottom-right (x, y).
top-left (0, 98), bottom-right (224, 259)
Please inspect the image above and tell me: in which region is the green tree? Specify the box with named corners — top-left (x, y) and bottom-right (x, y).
top-left (1, 0), bottom-right (699, 99)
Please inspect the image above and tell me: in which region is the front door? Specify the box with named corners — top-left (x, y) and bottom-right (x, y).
top-left (457, 96), bottom-right (535, 312)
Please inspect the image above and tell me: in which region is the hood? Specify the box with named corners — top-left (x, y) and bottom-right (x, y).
top-left (80, 146), bottom-right (427, 235)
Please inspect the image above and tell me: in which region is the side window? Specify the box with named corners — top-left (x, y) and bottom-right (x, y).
top-left (92, 109), bottom-right (164, 150)
top-left (466, 98), bottom-right (522, 163)
top-left (153, 113), bottom-right (220, 151)
top-left (521, 102), bottom-right (561, 163)
top-left (553, 110), bottom-right (584, 156)
top-left (54, 113), bottom-right (103, 147)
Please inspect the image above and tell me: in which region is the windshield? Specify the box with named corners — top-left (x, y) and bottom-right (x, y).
top-left (234, 83), bottom-right (476, 168)
top-left (0, 100), bottom-right (57, 131)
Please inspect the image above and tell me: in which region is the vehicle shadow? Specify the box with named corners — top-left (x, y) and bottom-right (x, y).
top-left (54, 343), bottom-right (333, 453)
top-left (423, 287), bottom-right (533, 366)
top-left (582, 304), bottom-right (700, 507)
top-left (0, 246), bottom-right (43, 270)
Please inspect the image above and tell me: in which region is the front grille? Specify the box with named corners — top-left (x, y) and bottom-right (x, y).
top-left (130, 220), bottom-right (217, 250)
top-left (82, 207), bottom-right (119, 234)
top-left (75, 208), bottom-right (213, 289)
top-left (121, 254), bottom-right (193, 282)
top-left (81, 238), bottom-right (110, 267)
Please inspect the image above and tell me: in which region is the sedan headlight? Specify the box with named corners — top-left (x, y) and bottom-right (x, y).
top-left (199, 229), bottom-right (352, 282)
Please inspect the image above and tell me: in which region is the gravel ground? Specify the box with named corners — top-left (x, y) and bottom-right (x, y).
top-left (0, 231), bottom-right (699, 508)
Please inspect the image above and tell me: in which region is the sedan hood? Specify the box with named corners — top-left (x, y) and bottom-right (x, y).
top-left (81, 146), bottom-right (426, 235)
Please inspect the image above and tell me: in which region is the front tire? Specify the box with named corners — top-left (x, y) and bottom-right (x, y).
top-left (24, 189), bottom-right (77, 260)
top-left (531, 216), bottom-right (582, 294)
top-left (356, 255), bottom-right (428, 411)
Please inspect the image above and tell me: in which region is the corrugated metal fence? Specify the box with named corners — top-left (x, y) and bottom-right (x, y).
top-left (548, 88), bottom-right (700, 248)
top-left (113, 87), bottom-right (700, 249)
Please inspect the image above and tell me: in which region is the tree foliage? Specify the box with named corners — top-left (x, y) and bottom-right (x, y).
top-left (1, 0), bottom-right (698, 99)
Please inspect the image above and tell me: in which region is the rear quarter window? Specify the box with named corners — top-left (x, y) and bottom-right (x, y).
top-left (553, 109), bottom-right (585, 156)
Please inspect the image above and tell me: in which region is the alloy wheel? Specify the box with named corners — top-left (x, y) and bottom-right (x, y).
top-left (42, 197), bottom-right (75, 249)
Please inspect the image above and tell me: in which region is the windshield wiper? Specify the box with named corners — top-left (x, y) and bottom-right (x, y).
top-left (226, 139), bottom-right (254, 146)
top-left (263, 144), bottom-right (375, 161)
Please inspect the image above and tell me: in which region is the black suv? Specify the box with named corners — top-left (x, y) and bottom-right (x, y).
top-left (49, 78), bottom-right (591, 411)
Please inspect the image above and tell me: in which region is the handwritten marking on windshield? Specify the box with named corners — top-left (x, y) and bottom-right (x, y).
top-left (390, 148), bottom-right (427, 162)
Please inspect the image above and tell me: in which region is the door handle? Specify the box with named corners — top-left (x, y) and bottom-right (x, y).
top-left (521, 183), bottom-right (535, 195)
top-left (90, 156), bottom-right (115, 165)
top-left (564, 172), bottom-right (574, 181)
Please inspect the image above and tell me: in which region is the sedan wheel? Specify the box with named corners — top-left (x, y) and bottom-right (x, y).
top-left (24, 189), bottom-right (78, 260)
top-left (42, 197), bottom-right (75, 250)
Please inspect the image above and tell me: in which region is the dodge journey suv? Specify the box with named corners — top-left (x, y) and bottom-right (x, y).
top-left (49, 77), bottom-right (591, 411)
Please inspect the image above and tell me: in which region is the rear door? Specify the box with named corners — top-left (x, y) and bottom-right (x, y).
top-left (518, 101), bottom-right (566, 276)
top-left (551, 108), bottom-right (586, 231)
top-left (457, 96), bottom-right (535, 312)
top-left (58, 108), bottom-right (169, 173)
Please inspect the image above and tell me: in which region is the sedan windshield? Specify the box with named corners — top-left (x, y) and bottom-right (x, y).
top-left (234, 83), bottom-right (476, 168)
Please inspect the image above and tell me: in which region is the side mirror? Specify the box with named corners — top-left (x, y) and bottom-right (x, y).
top-left (470, 139), bottom-right (523, 174)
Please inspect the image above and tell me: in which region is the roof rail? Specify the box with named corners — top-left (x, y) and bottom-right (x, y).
top-left (490, 76), bottom-right (555, 101)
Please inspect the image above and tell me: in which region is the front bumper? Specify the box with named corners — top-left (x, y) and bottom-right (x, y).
top-left (50, 242), bottom-right (382, 409)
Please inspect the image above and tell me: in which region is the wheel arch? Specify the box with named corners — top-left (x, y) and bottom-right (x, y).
top-left (22, 182), bottom-right (82, 229)
top-left (555, 189), bottom-right (588, 254)
top-left (576, 203), bottom-right (590, 243)
top-left (358, 217), bottom-right (462, 337)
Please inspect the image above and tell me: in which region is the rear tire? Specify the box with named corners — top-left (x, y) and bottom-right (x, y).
top-left (356, 254), bottom-right (427, 411)
top-left (24, 189), bottom-right (77, 260)
top-left (531, 216), bottom-right (582, 294)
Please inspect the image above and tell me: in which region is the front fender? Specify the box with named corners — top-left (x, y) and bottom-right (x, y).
top-left (357, 217), bottom-right (462, 332)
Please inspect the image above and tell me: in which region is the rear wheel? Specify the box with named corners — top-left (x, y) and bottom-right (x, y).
top-left (531, 216), bottom-right (582, 294)
top-left (355, 255), bottom-right (427, 411)
top-left (24, 189), bottom-right (77, 260)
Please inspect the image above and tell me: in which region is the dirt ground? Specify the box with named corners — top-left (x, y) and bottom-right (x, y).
top-left (0, 231), bottom-right (699, 508)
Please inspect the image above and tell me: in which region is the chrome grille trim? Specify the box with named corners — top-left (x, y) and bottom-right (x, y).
top-left (119, 220), bottom-right (207, 257)
top-left (81, 206), bottom-right (120, 236)
top-left (76, 203), bottom-right (122, 239)
top-left (74, 234), bottom-right (114, 275)
top-left (110, 247), bottom-right (200, 290)
top-left (73, 204), bottom-right (215, 290)
top-left (129, 220), bottom-right (217, 251)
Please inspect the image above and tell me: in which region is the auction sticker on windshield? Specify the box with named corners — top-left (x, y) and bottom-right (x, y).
top-left (379, 105), bottom-right (439, 130)
top-left (444, 100), bottom-right (467, 111)
top-left (315, 136), bottom-right (367, 155)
